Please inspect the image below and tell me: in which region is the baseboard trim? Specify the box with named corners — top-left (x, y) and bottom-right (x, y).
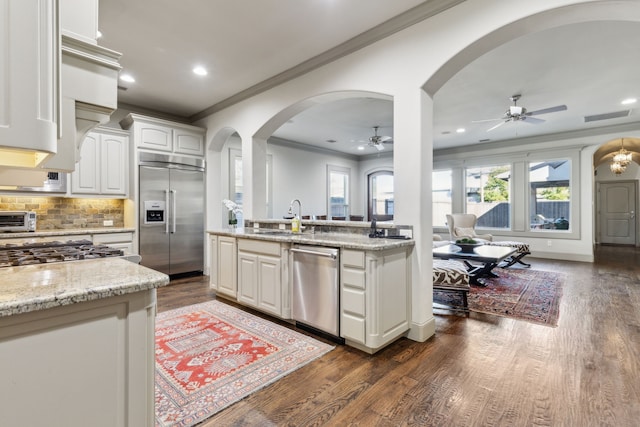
top-left (407, 317), bottom-right (436, 342)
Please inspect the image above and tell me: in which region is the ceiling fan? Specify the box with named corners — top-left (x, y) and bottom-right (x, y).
top-left (473, 94), bottom-right (567, 132)
top-left (368, 126), bottom-right (393, 151)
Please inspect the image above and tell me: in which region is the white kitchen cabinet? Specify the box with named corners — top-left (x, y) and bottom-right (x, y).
top-left (340, 247), bottom-right (411, 354)
top-left (209, 235), bottom-right (238, 298)
top-left (0, 1), bottom-right (58, 168)
top-left (93, 232), bottom-right (135, 255)
top-left (237, 239), bottom-right (287, 318)
top-left (71, 129), bottom-right (128, 197)
top-left (0, 289), bottom-right (157, 427)
top-left (120, 114), bottom-right (205, 157)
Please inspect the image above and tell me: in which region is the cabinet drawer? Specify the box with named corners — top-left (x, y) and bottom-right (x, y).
top-left (342, 249), bottom-right (365, 269)
top-left (93, 232), bottom-right (133, 244)
top-left (342, 287), bottom-right (365, 316)
top-left (341, 313), bottom-right (365, 344)
top-left (342, 267), bottom-right (365, 289)
top-left (237, 239), bottom-right (281, 256)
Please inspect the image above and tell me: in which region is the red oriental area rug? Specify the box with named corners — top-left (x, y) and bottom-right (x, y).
top-left (435, 268), bottom-right (564, 327)
top-left (154, 300), bottom-right (334, 427)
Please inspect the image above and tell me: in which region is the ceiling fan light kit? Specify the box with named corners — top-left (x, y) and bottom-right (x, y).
top-left (368, 126), bottom-right (393, 150)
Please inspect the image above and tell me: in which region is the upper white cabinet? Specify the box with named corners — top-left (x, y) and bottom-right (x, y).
top-left (120, 114), bottom-right (205, 157)
top-left (71, 129), bottom-right (128, 197)
top-left (0, 1), bottom-right (58, 168)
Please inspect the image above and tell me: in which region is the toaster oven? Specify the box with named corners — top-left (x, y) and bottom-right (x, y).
top-left (0, 211), bottom-right (37, 232)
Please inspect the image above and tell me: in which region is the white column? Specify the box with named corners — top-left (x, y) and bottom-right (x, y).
top-left (242, 137), bottom-right (268, 220)
top-left (394, 88), bottom-right (435, 342)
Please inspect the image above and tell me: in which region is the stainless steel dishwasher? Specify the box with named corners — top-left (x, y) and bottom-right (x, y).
top-left (291, 245), bottom-right (342, 341)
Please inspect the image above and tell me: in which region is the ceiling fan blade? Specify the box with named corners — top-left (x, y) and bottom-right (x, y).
top-left (487, 121), bottom-right (507, 132)
top-left (526, 105), bottom-right (567, 116)
top-left (472, 118), bottom-right (504, 123)
top-left (522, 116), bottom-right (545, 124)
top-left (381, 136), bottom-right (393, 142)
top-left (373, 143), bottom-right (385, 151)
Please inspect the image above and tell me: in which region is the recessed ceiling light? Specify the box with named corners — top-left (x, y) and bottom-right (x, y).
top-left (456, 128), bottom-right (466, 133)
top-left (621, 98), bottom-right (637, 105)
top-left (357, 146), bottom-right (365, 151)
top-left (193, 66), bottom-right (208, 76)
top-left (96, 30), bottom-right (102, 39)
top-left (120, 74), bottom-right (135, 83)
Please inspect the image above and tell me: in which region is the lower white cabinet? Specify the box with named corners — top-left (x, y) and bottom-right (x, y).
top-left (209, 235), bottom-right (237, 298)
top-left (237, 239), bottom-right (286, 318)
top-left (0, 290), bottom-right (157, 427)
top-left (340, 247), bottom-right (411, 354)
top-left (93, 232), bottom-right (134, 254)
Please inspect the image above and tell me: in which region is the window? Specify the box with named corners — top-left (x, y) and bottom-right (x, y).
top-left (432, 169), bottom-right (452, 227)
top-left (529, 160), bottom-right (571, 231)
top-left (465, 165), bottom-right (510, 229)
top-left (368, 170), bottom-right (394, 221)
top-left (327, 165), bottom-right (350, 218)
top-left (229, 148), bottom-right (272, 224)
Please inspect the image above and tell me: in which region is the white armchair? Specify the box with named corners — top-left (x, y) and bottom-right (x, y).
top-left (446, 214), bottom-right (493, 242)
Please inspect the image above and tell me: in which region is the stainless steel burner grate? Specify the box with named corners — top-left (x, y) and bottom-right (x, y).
top-left (0, 239), bottom-right (125, 267)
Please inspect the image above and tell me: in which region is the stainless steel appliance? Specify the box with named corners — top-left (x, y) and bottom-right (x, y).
top-left (139, 152), bottom-right (205, 276)
top-left (0, 239), bottom-right (141, 267)
top-left (291, 245), bottom-right (342, 341)
top-left (0, 211), bottom-right (37, 232)
top-left (2, 171), bottom-right (67, 193)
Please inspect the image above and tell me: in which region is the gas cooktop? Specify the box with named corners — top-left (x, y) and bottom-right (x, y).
top-left (0, 239), bottom-right (124, 268)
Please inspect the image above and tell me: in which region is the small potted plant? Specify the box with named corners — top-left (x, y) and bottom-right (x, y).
top-left (222, 199), bottom-right (242, 229)
top-left (454, 237), bottom-right (483, 253)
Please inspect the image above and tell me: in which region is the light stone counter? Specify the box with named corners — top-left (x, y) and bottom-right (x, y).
top-left (207, 228), bottom-right (414, 251)
top-left (0, 227), bottom-right (135, 240)
top-left (0, 258), bottom-right (169, 317)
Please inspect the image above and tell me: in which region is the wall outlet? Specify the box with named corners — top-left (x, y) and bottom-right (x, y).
top-left (103, 220), bottom-right (113, 227)
top-left (547, 240), bottom-right (552, 247)
top-left (253, 223), bottom-right (260, 229)
top-left (278, 223), bottom-right (286, 230)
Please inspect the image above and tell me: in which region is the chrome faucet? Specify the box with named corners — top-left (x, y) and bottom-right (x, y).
top-left (287, 199), bottom-right (302, 219)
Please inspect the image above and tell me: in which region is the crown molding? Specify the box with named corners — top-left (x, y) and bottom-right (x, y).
top-left (190, 0), bottom-right (465, 122)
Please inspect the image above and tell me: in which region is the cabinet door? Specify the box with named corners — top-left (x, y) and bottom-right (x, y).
top-left (217, 237), bottom-right (237, 297)
top-left (237, 252), bottom-right (258, 306)
top-left (173, 128), bottom-right (204, 156)
top-left (209, 235), bottom-right (218, 291)
top-left (72, 133), bottom-right (100, 194)
top-left (257, 255), bottom-right (281, 316)
top-left (100, 134), bottom-right (127, 195)
top-left (136, 122), bottom-right (172, 152)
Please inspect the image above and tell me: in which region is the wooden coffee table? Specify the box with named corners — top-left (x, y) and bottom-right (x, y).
top-left (433, 243), bottom-right (517, 286)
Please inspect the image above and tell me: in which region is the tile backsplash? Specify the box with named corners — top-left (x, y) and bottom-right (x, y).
top-left (0, 197), bottom-right (124, 230)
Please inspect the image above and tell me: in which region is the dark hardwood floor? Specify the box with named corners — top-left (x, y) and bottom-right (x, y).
top-left (157, 245), bottom-right (640, 426)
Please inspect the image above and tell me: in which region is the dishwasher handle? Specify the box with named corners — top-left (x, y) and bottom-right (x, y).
top-left (291, 247), bottom-right (337, 260)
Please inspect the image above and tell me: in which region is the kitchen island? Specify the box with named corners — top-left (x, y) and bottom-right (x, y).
top-left (209, 222), bottom-right (414, 354)
top-left (0, 258), bottom-right (169, 427)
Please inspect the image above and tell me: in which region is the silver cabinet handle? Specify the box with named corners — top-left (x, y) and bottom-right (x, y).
top-left (291, 247), bottom-right (337, 259)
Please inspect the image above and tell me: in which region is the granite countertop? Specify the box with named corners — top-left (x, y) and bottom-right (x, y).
top-left (0, 228), bottom-right (135, 240)
top-left (0, 258), bottom-right (169, 317)
top-left (208, 228), bottom-right (414, 251)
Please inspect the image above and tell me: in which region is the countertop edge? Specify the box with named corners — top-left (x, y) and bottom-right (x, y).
top-left (207, 229), bottom-right (415, 250)
top-left (0, 228), bottom-right (135, 239)
top-left (0, 258), bottom-right (170, 318)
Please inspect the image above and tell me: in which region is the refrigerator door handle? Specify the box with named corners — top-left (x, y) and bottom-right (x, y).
top-left (164, 189), bottom-right (170, 234)
top-left (170, 189), bottom-right (177, 234)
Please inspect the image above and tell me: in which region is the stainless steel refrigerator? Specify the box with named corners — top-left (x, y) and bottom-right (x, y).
top-left (139, 152), bottom-right (205, 276)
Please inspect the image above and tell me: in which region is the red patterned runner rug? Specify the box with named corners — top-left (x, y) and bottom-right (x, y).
top-left (155, 300), bottom-right (334, 427)
top-left (435, 268), bottom-right (564, 326)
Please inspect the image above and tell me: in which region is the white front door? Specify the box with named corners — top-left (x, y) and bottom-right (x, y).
top-left (598, 181), bottom-right (637, 245)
